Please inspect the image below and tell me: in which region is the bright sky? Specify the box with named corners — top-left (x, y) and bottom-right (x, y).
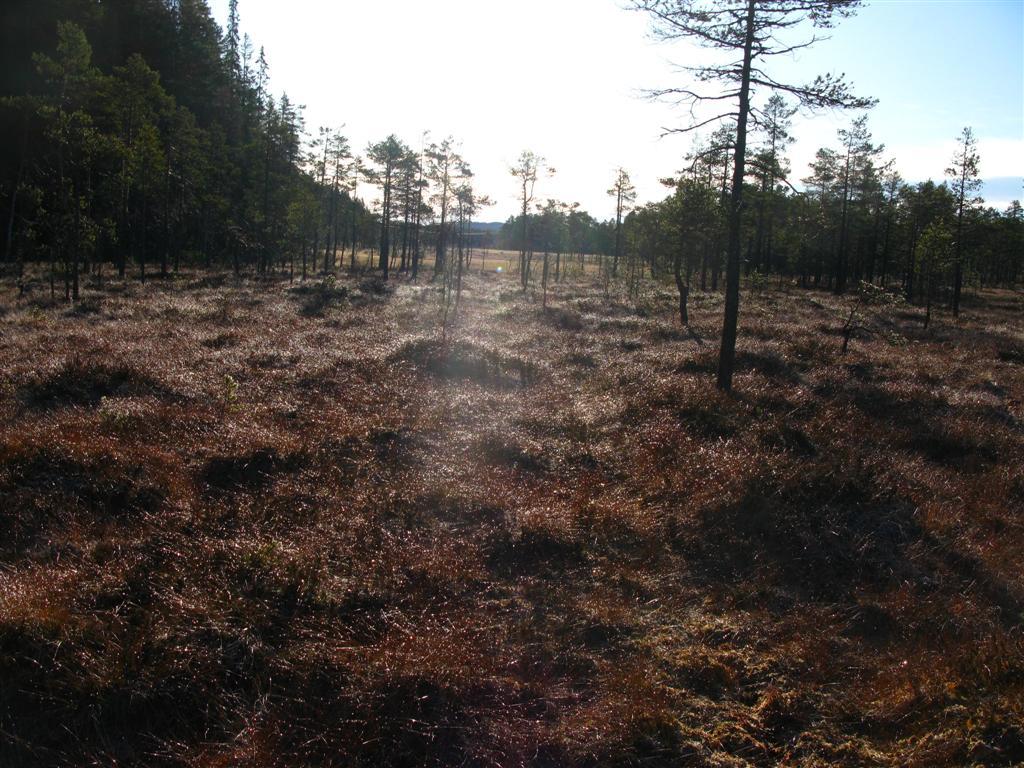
top-left (210, 0), bottom-right (1024, 221)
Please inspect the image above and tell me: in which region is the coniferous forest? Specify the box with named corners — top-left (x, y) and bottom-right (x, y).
top-left (1, 1), bottom-right (1022, 766)
top-left (2, 1), bottom-right (1020, 302)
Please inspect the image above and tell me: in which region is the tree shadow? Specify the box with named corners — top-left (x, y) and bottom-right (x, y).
top-left (680, 469), bottom-right (1023, 627)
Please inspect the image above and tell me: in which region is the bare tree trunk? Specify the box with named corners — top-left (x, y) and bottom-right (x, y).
top-left (162, 157), bottom-right (171, 277)
top-left (400, 209), bottom-right (410, 272)
top-left (924, 266), bottom-right (934, 329)
top-left (716, 0), bottom-right (755, 392)
top-left (324, 185), bottom-right (337, 273)
top-left (412, 201), bottom-right (422, 279)
top-left (350, 208), bottom-right (357, 269)
top-left (674, 251), bottom-right (689, 326)
top-left (301, 235), bottom-right (307, 280)
top-left (538, 249), bottom-right (547, 307)
top-left (71, 200), bottom-right (80, 302)
top-left (834, 148), bottom-right (852, 295)
top-left (952, 174), bottom-right (966, 317)
top-left (455, 217), bottom-right (466, 312)
top-left (4, 137), bottom-right (26, 264)
top-left (519, 202), bottom-right (529, 290)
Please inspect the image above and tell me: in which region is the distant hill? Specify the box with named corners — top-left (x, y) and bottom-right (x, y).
top-left (469, 221), bottom-right (505, 233)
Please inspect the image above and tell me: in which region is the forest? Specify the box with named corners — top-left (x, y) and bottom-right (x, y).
top-left (2, 1), bottom-right (1020, 316)
top-left (1, 0), bottom-right (1022, 766)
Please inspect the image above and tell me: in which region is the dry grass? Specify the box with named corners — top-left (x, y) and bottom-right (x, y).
top-left (0, 267), bottom-right (1021, 767)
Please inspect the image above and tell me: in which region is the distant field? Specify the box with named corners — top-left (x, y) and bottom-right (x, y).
top-left (1, 270), bottom-right (1022, 766)
top-left (338, 247), bottom-right (603, 276)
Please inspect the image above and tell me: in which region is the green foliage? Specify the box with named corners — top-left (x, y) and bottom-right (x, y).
top-left (839, 280), bottom-right (905, 354)
top-left (2, 9), bottom-right (371, 280)
top-left (855, 279), bottom-right (904, 308)
top-left (222, 373), bottom-right (239, 412)
top-left (0, 0), bottom-right (1020, 298)
top-left (918, 221), bottom-right (955, 277)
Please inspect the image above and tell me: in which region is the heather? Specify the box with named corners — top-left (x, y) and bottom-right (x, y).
top-left (1, 269), bottom-right (1021, 766)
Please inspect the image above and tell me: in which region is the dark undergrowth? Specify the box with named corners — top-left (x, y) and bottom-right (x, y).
top-left (21, 356), bottom-right (182, 410)
top-left (0, 269), bottom-right (1021, 767)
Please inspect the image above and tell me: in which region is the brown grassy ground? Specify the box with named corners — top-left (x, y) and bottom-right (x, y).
top-left (1, 268), bottom-right (1022, 767)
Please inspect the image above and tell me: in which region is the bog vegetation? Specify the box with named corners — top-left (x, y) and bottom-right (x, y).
top-left (0, 0), bottom-right (1022, 766)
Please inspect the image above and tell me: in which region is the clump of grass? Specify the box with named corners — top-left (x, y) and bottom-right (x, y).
top-left (358, 274), bottom-right (391, 296)
top-left (293, 276), bottom-right (349, 316)
top-left (201, 330), bottom-right (240, 349)
top-left (486, 515), bottom-right (585, 575)
top-left (200, 447), bottom-right (302, 493)
top-left (0, 444), bottom-right (168, 547)
top-left (477, 432), bottom-right (550, 473)
top-left (542, 305), bottom-right (586, 331)
top-left (691, 462), bottom-right (924, 599)
top-left (394, 337), bottom-right (539, 387)
top-left (997, 345), bottom-right (1024, 364)
top-left (21, 356), bottom-right (178, 410)
top-left (67, 295), bottom-right (104, 316)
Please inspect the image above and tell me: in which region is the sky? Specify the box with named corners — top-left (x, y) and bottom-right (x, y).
top-left (209, 0), bottom-right (1024, 221)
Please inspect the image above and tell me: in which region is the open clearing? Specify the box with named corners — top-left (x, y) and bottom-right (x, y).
top-left (1, 272), bottom-right (1022, 766)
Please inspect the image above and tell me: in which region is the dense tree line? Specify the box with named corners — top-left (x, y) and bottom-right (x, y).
top-left (0, 0), bottom-right (493, 295)
top-left (2, 0), bottom-right (1019, 343)
top-left (0, 0), bottom-right (366, 292)
top-left (495, 116), bottom-right (1020, 326)
top-left (609, 113), bottom-right (1022, 329)
top-left (493, 115), bottom-right (1015, 319)
top-left (495, 205), bottom-right (613, 278)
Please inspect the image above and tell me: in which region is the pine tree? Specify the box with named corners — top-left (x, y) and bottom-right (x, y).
top-left (946, 126), bottom-right (982, 317)
top-left (608, 168), bottom-right (637, 279)
top-left (634, 0), bottom-right (875, 391)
